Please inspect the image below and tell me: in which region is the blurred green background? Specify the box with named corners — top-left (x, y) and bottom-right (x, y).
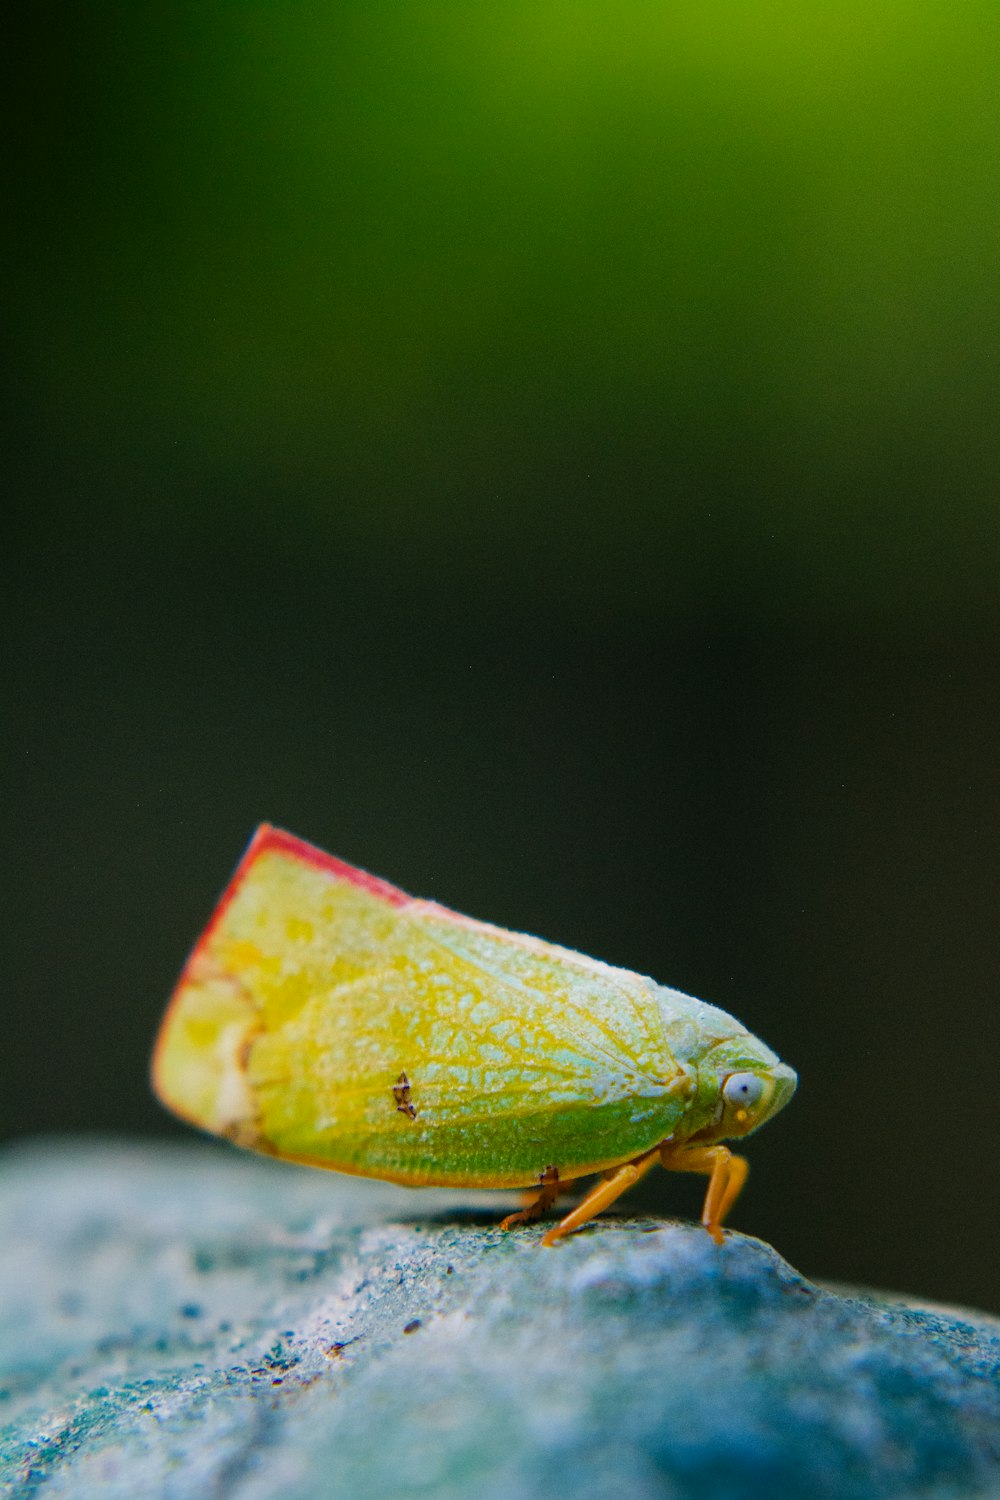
top-left (4, 3), bottom-right (999, 1308)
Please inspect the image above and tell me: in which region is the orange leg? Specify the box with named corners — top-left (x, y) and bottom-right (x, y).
top-left (540, 1147), bottom-right (661, 1247)
top-left (500, 1166), bottom-right (561, 1230)
top-left (659, 1142), bottom-right (749, 1244)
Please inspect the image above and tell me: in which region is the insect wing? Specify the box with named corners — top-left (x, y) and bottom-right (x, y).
top-left (153, 826), bottom-right (686, 1186)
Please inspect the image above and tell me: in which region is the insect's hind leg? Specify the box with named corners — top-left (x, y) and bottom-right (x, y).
top-left (500, 1166), bottom-right (560, 1230)
top-left (540, 1147), bottom-right (661, 1247)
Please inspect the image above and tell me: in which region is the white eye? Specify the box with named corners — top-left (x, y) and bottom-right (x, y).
top-left (723, 1072), bottom-right (765, 1109)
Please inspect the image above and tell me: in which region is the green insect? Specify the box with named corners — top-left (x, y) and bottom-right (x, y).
top-left (153, 826), bottom-right (797, 1244)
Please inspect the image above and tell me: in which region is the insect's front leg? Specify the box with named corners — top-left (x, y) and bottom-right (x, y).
top-left (659, 1142), bottom-right (748, 1244)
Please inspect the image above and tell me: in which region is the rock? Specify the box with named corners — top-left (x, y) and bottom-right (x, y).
top-left (0, 1140), bottom-right (997, 1500)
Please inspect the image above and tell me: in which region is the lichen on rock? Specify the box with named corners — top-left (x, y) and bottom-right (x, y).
top-left (0, 1140), bottom-right (997, 1499)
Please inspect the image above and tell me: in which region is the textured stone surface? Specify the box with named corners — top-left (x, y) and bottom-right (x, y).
top-left (0, 1140), bottom-right (998, 1500)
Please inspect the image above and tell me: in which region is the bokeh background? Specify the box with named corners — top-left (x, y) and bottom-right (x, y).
top-left (5, 3), bottom-right (999, 1310)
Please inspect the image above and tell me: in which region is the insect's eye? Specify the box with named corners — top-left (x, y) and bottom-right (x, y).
top-left (722, 1072), bottom-right (765, 1109)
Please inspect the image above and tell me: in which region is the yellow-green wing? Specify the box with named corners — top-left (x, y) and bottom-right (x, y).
top-left (153, 826), bottom-right (688, 1187)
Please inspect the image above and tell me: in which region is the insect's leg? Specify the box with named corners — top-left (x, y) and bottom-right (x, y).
top-left (540, 1148), bottom-right (660, 1247)
top-left (659, 1143), bottom-right (748, 1244)
top-left (500, 1166), bottom-right (560, 1230)
top-left (714, 1153), bottom-right (748, 1225)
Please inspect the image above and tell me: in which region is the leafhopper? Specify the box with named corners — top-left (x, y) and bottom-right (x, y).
top-left (152, 826), bottom-right (796, 1245)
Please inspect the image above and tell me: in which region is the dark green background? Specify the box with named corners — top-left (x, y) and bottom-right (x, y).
top-left (5, 4), bottom-right (999, 1309)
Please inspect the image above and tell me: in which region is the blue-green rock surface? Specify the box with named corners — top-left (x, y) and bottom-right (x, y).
top-left (0, 1140), bottom-right (997, 1500)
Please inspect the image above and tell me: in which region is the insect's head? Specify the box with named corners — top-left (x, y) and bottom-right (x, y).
top-left (690, 1037), bottom-right (797, 1144)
